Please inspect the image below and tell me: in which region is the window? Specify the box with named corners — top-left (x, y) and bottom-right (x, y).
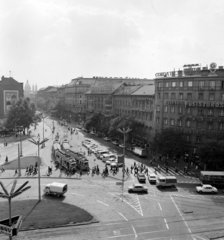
top-left (186, 120), bottom-right (191, 127)
top-left (178, 106), bottom-right (183, 114)
top-left (222, 81), bottom-right (224, 89)
top-left (158, 82), bottom-right (162, 89)
top-left (199, 81), bottom-right (204, 89)
top-left (164, 106), bottom-right (168, 112)
top-left (208, 109), bottom-right (213, 116)
top-left (197, 122), bottom-right (203, 129)
top-left (170, 106), bottom-right (175, 113)
top-left (156, 105), bottom-right (160, 112)
top-left (186, 135), bottom-right (190, 142)
top-left (165, 82), bottom-right (169, 87)
top-left (209, 81), bottom-right (215, 90)
top-left (196, 136), bottom-right (202, 143)
top-left (188, 81), bottom-right (193, 87)
top-left (163, 118), bottom-right (168, 125)
top-left (179, 93), bottom-right (183, 99)
top-left (207, 122), bottom-right (213, 130)
top-left (171, 93), bottom-right (175, 99)
top-left (156, 117), bottom-right (159, 124)
top-left (157, 93), bottom-right (161, 99)
top-left (187, 93), bottom-right (192, 100)
top-left (170, 119), bottom-right (175, 126)
top-left (179, 81), bottom-right (183, 87)
top-left (209, 93), bottom-right (215, 100)
top-left (172, 82), bottom-right (176, 87)
top-left (177, 119), bottom-right (182, 126)
top-left (164, 93), bottom-right (168, 99)
top-left (198, 93), bottom-right (204, 100)
top-left (198, 108), bottom-right (203, 115)
top-left (186, 108), bottom-right (191, 114)
top-left (221, 93), bottom-right (224, 100)
top-left (220, 109), bottom-right (224, 116)
top-left (219, 123), bottom-right (224, 130)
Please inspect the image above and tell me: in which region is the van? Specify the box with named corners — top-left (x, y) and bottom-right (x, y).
top-left (44, 182), bottom-right (68, 197)
top-left (102, 153), bottom-right (117, 162)
top-left (133, 147), bottom-right (147, 157)
top-left (156, 176), bottom-right (177, 188)
top-left (97, 150), bottom-right (110, 159)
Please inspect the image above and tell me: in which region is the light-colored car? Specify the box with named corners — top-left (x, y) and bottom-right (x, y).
top-left (196, 184), bottom-right (218, 194)
top-left (82, 139), bottom-right (92, 147)
top-left (106, 157), bottom-right (117, 165)
top-left (148, 173), bottom-right (157, 184)
top-left (103, 137), bottom-right (111, 141)
top-left (137, 173), bottom-right (146, 183)
top-left (119, 143), bottom-right (125, 148)
top-left (97, 150), bottom-right (110, 159)
top-left (112, 140), bottom-right (119, 146)
top-left (101, 153), bottom-right (117, 162)
top-left (128, 184), bottom-right (148, 193)
top-left (87, 143), bottom-right (98, 150)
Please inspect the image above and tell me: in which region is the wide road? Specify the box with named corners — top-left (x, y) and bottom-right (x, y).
top-left (1, 117), bottom-right (224, 240)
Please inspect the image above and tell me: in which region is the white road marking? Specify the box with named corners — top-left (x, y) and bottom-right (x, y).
top-left (71, 193), bottom-right (85, 196)
top-left (97, 200), bottom-right (109, 206)
top-left (158, 202), bottom-right (162, 211)
top-left (192, 234), bottom-right (207, 240)
top-left (164, 218), bottom-right (169, 229)
top-left (170, 195), bottom-right (196, 239)
top-left (131, 225), bottom-right (138, 238)
top-left (118, 212), bottom-right (128, 221)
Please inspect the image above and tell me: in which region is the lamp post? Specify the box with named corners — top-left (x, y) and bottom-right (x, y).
top-left (42, 115), bottom-right (47, 147)
top-left (16, 126), bottom-right (23, 157)
top-left (117, 127), bottom-right (132, 202)
top-left (29, 136), bottom-right (48, 201)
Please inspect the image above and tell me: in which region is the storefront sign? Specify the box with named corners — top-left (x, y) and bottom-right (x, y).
top-left (165, 100), bottom-right (224, 108)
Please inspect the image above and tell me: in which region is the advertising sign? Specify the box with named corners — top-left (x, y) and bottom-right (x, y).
top-left (3, 90), bottom-right (19, 114)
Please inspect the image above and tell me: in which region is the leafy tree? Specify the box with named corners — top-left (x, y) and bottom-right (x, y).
top-left (84, 112), bottom-right (103, 132)
top-left (5, 97), bottom-right (36, 132)
top-left (35, 97), bottom-right (58, 112)
top-left (53, 101), bottom-right (66, 118)
top-left (197, 142), bottom-right (224, 170)
top-left (151, 128), bottom-right (187, 158)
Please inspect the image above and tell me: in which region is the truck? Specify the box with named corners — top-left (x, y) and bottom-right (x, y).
top-left (43, 182), bottom-right (68, 197)
top-left (133, 147), bottom-right (148, 157)
top-left (156, 176), bottom-right (177, 188)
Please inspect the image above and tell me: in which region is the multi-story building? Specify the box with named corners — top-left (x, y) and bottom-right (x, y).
top-left (154, 63), bottom-right (224, 151)
top-left (0, 76), bottom-right (24, 121)
top-left (86, 77), bottom-right (153, 118)
top-left (113, 84), bottom-right (155, 145)
top-left (36, 86), bottom-right (57, 99)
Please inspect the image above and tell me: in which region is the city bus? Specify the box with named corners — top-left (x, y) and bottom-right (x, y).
top-left (199, 171), bottom-right (224, 186)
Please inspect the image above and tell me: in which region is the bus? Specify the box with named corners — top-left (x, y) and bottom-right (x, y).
top-left (66, 149), bottom-right (89, 171)
top-left (199, 171), bottom-right (224, 186)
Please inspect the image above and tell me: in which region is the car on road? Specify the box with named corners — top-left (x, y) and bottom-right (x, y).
top-left (97, 150), bottom-right (110, 159)
top-left (82, 139), bottom-right (92, 147)
top-left (111, 140), bottom-right (119, 146)
top-left (126, 146), bottom-right (134, 152)
top-left (106, 157), bottom-right (117, 165)
top-left (196, 184), bottom-right (218, 194)
top-left (90, 131), bottom-right (95, 135)
top-left (137, 173), bottom-right (146, 183)
top-left (103, 137), bottom-right (111, 141)
top-left (118, 143), bottom-right (125, 148)
top-left (128, 184), bottom-right (148, 193)
top-left (148, 173), bottom-right (157, 184)
top-left (87, 143), bottom-right (98, 150)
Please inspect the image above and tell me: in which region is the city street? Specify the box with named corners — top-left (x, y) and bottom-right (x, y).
top-left (1, 117), bottom-right (224, 240)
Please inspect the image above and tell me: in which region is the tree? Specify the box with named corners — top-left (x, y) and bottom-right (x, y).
top-left (84, 113), bottom-right (103, 132)
top-left (197, 142), bottom-right (224, 170)
top-left (5, 97), bottom-right (36, 132)
top-left (151, 128), bottom-right (187, 158)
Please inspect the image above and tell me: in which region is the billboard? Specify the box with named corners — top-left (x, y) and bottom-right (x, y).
top-left (3, 90), bottom-right (19, 114)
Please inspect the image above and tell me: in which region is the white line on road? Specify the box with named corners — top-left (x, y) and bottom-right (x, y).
top-left (164, 218), bottom-right (169, 229)
top-left (118, 212), bottom-right (128, 221)
top-left (158, 202), bottom-right (162, 211)
top-left (131, 225), bottom-right (138, 238)
top-left (71, 193), bottom-right (85, 196)
top-left (97, 200), bottom-right (109, 206)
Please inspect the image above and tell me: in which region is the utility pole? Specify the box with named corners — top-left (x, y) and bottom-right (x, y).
top-left (117, 127), bottom-right (132, 202)
top-left (18, 144), bottom-right (21, 177)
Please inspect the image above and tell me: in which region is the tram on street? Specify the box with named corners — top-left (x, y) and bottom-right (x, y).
top-left (199, 171), bottom-right (224, 186)
top-left (55, 149), bottom-right (76, 170)
top-left (66, 149), bottom-right (89, 171)
top-left (52, 142), bottom-right (61, 157)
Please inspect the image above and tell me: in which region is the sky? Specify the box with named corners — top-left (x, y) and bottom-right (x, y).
top-left (0, 0), bottom-right (224, 89)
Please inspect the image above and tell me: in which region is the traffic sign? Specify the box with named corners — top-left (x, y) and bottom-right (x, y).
top-left (116, 182), bottom-right (122, 185)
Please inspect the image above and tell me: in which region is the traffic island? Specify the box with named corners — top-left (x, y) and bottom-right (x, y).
top-left (0, 199), bottom-right (97, 231)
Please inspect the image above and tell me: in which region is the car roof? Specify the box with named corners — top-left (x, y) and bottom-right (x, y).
top-left (149, 173), bottom-right (156, 177)
top-left (134, 183), bottom-right (143, 187)
top-left (202, 184), bottom-right (213, 187)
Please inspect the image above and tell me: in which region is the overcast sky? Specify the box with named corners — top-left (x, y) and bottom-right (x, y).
top-left (0, 0), bottom-right (223, 89)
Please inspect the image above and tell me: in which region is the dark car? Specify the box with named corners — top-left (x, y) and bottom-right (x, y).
top-left (137, 173), bottom-right (146, 183)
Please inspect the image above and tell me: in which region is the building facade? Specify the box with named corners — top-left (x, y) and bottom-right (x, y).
top-left (154, 64), bottom-right (224, 150)
top-left (0, 76), bottom-right (24, 120)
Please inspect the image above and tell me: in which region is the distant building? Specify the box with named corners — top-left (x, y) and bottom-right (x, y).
top-left (0, 76), bottom-right (24, 120)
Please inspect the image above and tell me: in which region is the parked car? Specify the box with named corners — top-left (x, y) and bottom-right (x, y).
top-left (196, 184), bottom-right (218, 194)
top-left (103, 137), bottom-right (111, 141)
top-left (128, 184), bottom-right (148, 193)
top-left (97, 150), bottom-right (110, 159)
top-left (118, 143), bottom-right (125, 148)
top-left (148, 173), bottom-right (157, 184)
top-left (111, 140), bottom-right (119, 146)
top-left (82, 139), bottom-right (92, 147)
top-left (137, 173), bottom-right (146, 183)
top-left (133, 147), bottom-right (147, 157)
top-left (126, 146), bottom-right (134, 152)
top-left (88, 145), bottom-right (98, 152)
top-left (90, 131), bottom-right (95, 135)
top-left (87, 143), bottom-right (98, 150)
top-left (106, 157), bottom-right (117, 165)
top-left (101, 153), bottom-right (116, 162)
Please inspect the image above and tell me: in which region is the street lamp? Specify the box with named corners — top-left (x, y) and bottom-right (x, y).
top-left (117, 127), bottom-right (132, 202)
top-left (42, 115), bottom-right (47, 147)
top-left (29, 136), bottom-right (48, 201)
top-left (16, 126), bottom-right (23, 157)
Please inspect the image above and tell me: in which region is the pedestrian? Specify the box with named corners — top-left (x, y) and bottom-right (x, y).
top-left (5, 156), bottom-right (8, 163)
top-left (15, 169), bottom-right (18, 175)
top-left (195, 165), bottom-right (198, 171)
